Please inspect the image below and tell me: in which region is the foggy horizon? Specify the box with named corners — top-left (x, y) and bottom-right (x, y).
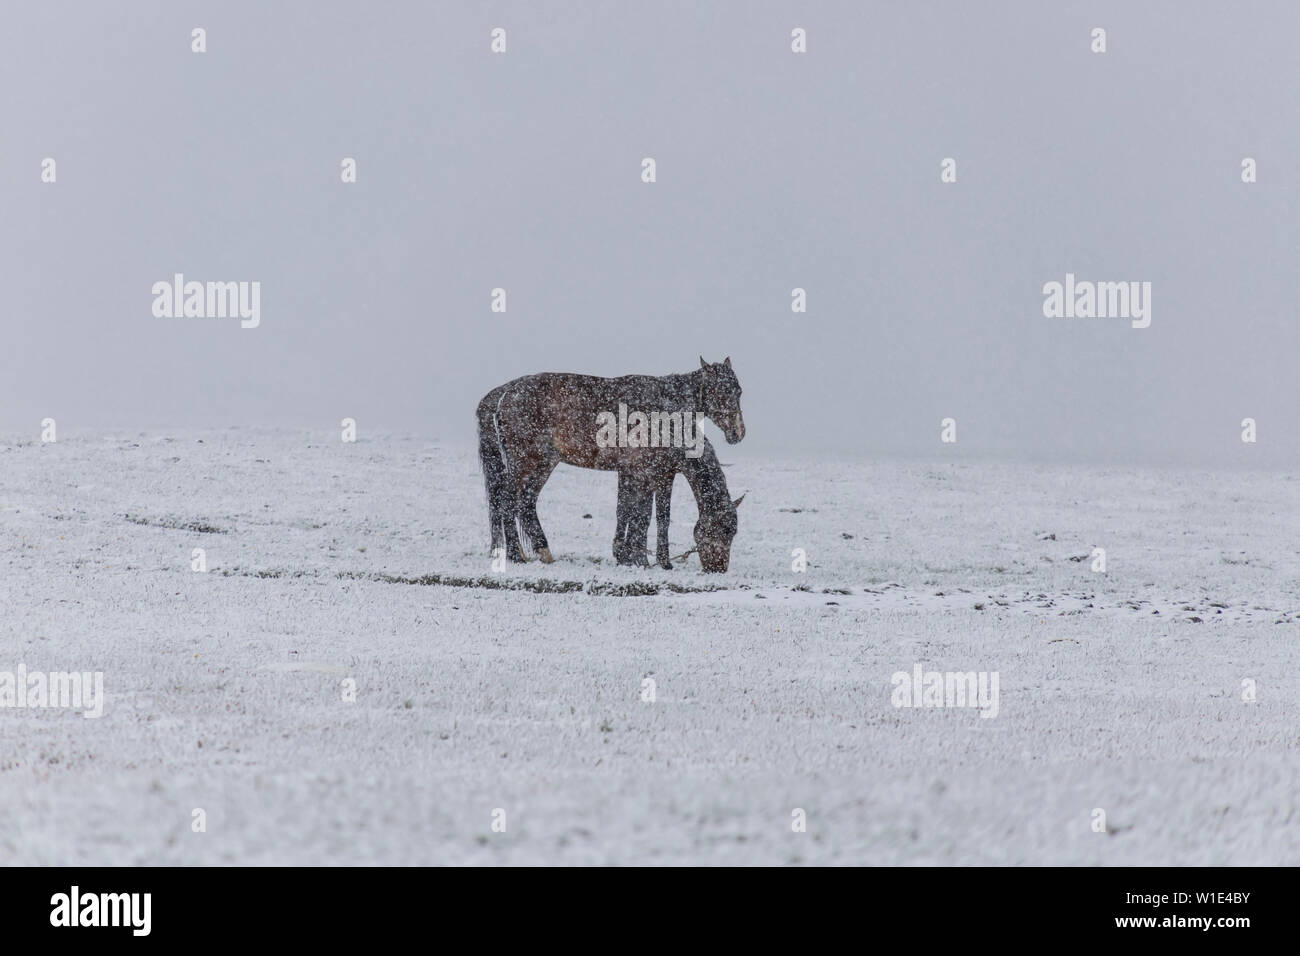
top-left (4, 1), bottom-right (1297, 468)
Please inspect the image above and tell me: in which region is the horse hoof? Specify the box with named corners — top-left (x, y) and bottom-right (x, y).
top-left (537, 548), bottom-right (555, 564)
top-left (659, 561), bottom-right (673, 571)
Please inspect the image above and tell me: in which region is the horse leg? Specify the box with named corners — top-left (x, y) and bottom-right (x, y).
top-left (519, 455), bottom-right (559, 563)
top-left (477, 385), bottom-right (510, 557)
top-left (624, 475), bottom-right (653, 567)
top-left (654, 470), bottom-right (674, 570)
top-left (502, 506), bottom-right (527, 563)
top-left (613, 470), bottom-right (634, 564)
top-left (501, 454), bottom-right (534, 564)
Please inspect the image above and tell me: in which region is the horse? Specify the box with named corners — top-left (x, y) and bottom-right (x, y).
top-left (477, 357), bottom-right (745, 567)
top-left (612, 434), bottom-right (744, 572)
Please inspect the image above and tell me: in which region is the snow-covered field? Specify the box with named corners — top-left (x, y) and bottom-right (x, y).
top-left (1, 428), bottom-right (1297, 865)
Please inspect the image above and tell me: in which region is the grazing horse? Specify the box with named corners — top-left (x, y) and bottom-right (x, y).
top-left (612, 434), bottom-right (744, 572)
top-left (477, 358), bottom-right (745, 566)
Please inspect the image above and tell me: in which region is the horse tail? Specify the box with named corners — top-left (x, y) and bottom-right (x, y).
top-left (476, 386), bottom-right (510, 553)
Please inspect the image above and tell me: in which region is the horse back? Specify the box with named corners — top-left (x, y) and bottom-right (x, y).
top-left (496, 372), bottom-right (687, 470)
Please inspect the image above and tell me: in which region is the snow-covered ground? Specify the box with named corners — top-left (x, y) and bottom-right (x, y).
top-left (1, 428), bottom-right (1297, 865)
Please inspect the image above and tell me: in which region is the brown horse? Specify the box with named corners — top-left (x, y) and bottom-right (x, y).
top-left (612, 434), bottom-right (743, 572)
top-left (477, 358), bottom-right (745, 568)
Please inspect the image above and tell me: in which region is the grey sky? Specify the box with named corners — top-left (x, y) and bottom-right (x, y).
top-left (4, 1), bottom-right (1297, 466)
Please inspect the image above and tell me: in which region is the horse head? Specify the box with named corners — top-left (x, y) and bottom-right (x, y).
top-left (694, 493), bottom-right (743, 572)
top-left (698, 356), bottom-right (745, 444)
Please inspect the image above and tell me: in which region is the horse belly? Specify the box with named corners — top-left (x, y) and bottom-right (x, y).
top-left (553, 419), bottom-right (616, 470)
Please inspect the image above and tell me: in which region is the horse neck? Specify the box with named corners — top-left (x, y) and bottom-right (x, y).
top-left (663, 370), bottom-right (704, 411)
top-left (683, 443), bottom-right (731, 518)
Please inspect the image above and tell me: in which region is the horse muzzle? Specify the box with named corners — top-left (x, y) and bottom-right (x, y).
top-left (725, 413), bottom-right (746, 444)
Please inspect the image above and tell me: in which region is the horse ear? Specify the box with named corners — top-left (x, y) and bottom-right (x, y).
top-left (723, 356), bottom-right (731, 368)
top-left (732, 493), bottom-right (746, 509)
top-left (699, 356), bottom-right (708, 369)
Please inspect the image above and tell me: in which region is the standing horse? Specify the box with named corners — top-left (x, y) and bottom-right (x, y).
top-left (476, 358), bottom-right (745, 567)
top-left (612, 434), bottom-right (744, 572)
